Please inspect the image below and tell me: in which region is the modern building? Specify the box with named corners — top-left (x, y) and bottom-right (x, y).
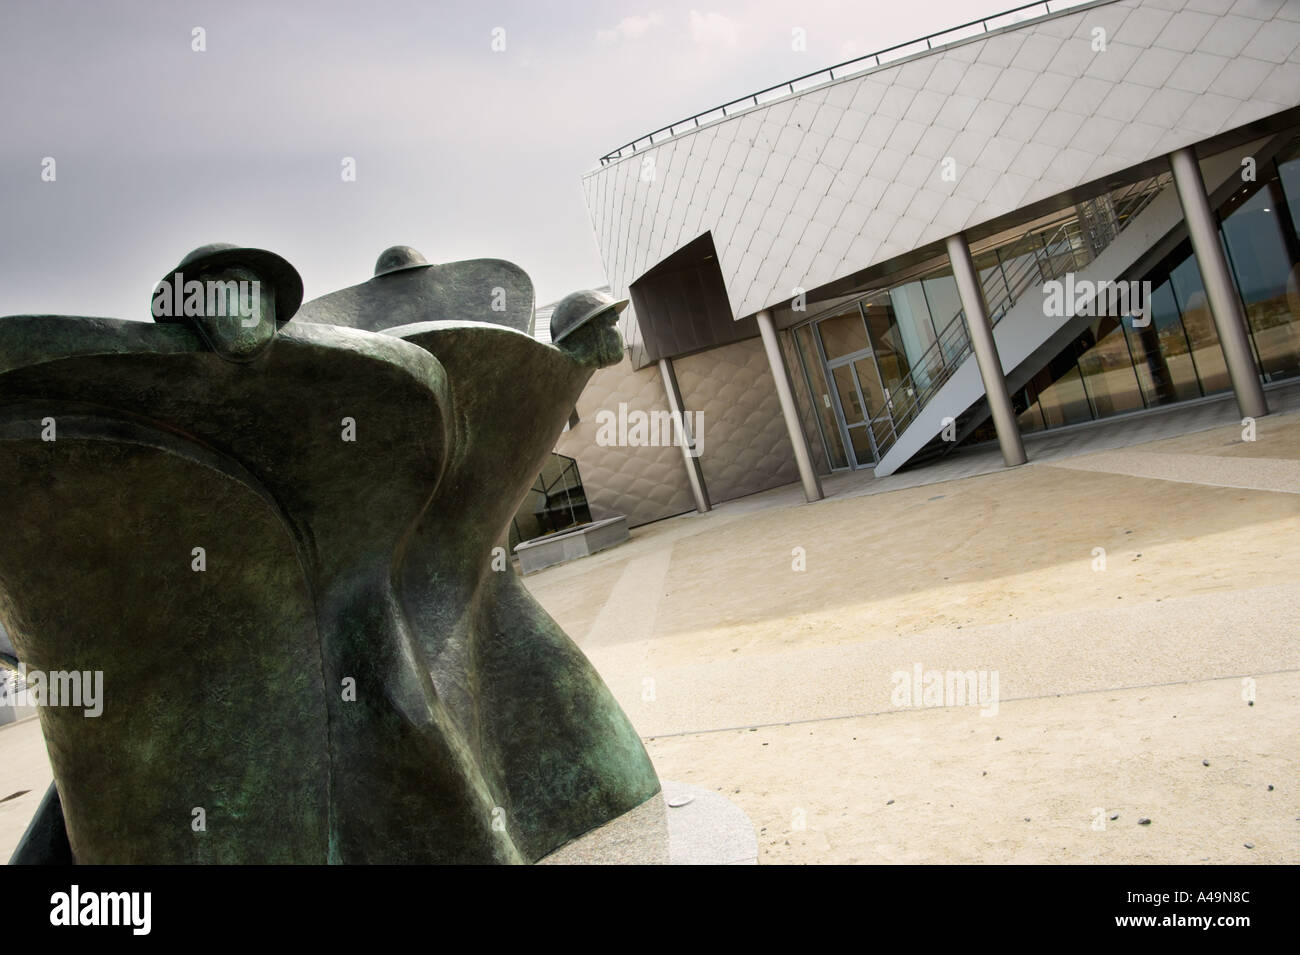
top-left (555, 0), bottom-right (1300, 528)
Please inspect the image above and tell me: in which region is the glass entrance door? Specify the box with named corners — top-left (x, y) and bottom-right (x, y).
top-left (793, 305), bottom-right (888, 470)
top-left (827, 354), bottom-right (881, 467)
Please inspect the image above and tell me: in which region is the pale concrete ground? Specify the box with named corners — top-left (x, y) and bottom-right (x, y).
top-left (526, 382), bottom-right (1300, 864)
top-left (0, 715), bottom-right (54, 858)
top-left (2, 384), bottom-right (1298, 863)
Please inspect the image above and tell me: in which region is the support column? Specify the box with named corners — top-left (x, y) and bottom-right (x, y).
top-left (756, 309), bottom-right (824, 502)
top-left (945, 232), bottom-right (1027, 468)
top-left (657, 358), bottom-right (711, 514)
top-left (1169, 146), bottom-right (1269, 419)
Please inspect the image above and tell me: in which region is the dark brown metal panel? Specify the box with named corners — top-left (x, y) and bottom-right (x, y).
top-left (630, 233), bottom-right (758, 363)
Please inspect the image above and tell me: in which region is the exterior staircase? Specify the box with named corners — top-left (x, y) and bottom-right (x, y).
top-left (870, 140), bottom-right (1277, 477)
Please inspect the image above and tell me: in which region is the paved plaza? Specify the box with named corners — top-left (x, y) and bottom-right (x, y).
top-left (523, 383), bottom-right (1300, 863)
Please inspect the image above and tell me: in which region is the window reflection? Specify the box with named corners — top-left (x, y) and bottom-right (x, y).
top-left (861, 293), bottom-right (912, 405)
top-left (831, 364), bottom-right (865, 423)
top-left (1077, 317), bottom-right (1145, 417)
top-left (1170, 255), bottom-right (1232, 395)
top-left (1221, 156), bottom-right (1300, 381)
top-left (1124, 280), bottom-right (1201, 406)
top-left (795, 324), bottom-right (848, 470)
top-left (816, 310), bottom-right (869, 360)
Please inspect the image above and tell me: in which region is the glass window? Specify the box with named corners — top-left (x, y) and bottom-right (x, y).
top-left (996, 233), bottom-right (1048, 307)
top-left (1016, 396), bottom-right (1046, 434)
top-left (1038, 365), bottom-right (1093, 427)
top-left (1037, 224), bottom-right (1083, 288)
top-left (1276, 145), bottom-right (1300, 239)
top-left (831, 364), bottom-right (866, 423)
top-left (922, 271), bottom-right (972, 369)
top-left (888, 281), bottom-right (940, 393)
top-left (816, 309), bottom-right (870, 360)
top-left (1220, 173), bottom-right (1300, 381)
top-left (795, 325), bottom-right (848, 470)
top-left (922, 272), bottom-right (962, 334)
top-left (1023, 348), bottom-right (1093, 429)
top-left (1124, 280), bottom-right (1202, 406)
top-left (851, 355), bottom-right (891, 424)
top-left (1169, 254), bottom-right (1233, 395)
top-left (861, 293), bottom-right (912, 398)
top-left (1076, 316), bottom-right (1145, 417)
top-left (868, 415), bottom-right (895, 451)
top-left (974, 250), bottom-right (1010, 320)
top-left (846, 425), bottom-right (875, 465)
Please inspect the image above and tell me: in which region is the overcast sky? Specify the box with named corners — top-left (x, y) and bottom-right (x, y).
top-left (0, 0), bottom-right (1075, 318)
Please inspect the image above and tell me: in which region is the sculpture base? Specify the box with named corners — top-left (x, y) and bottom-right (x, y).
top-left (537, 780), bottom-right (758, 865)
top-left (514, 515), bottom-right (630, 574)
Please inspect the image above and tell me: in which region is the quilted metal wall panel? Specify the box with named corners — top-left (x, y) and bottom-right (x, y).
top-left (554, 355), bottom-right (696, 528)
top-left (674, 337), bottom-right (804, 503)
top-left (628, 232), bottom-right (758, 364)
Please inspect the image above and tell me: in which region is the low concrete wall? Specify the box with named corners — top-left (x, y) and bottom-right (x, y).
top-left (514, 515), bottom-right (630, 575)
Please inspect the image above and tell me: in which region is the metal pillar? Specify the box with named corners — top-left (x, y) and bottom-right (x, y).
top-left (945, 232), bottom-right (1027, 468)
top-left (1169, 146), bottom-right (1269, 420)
top-left (657, 357), bottom-right (711, 513)
top-left (756, 309), bottom-right (824, 502)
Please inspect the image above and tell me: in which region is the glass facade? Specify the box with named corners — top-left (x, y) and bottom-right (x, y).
top-left (791, 137), bottom-right (1300, 469)
top-left (982, 141), bottom-right (1300, 444)
top-left (1222, 155), bottom-right (1300, 381)
top-left (793, 266), bottom-right (968, 467)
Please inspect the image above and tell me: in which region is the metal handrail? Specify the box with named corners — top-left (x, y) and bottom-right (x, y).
top-left (878, 211), bottom-right (1082, 429)
top-left (597, 1), bottom-right (1093, 164)
top-left (866, 173), bottom-right (1170, 458)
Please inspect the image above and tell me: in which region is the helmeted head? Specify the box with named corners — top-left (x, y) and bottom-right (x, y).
top-left (374, 246), bottom-right (433, 277)
top-left (550, 289), bottom-right (628, 344)
top-left (551, 289), bottom-right (628, 368)
top-left (152, 243), bottom-right (302, 362)
top-left (155, 244), bottom-right (302, 324)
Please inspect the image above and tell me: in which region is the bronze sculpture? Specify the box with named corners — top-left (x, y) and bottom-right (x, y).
top-left (0, 245), bottom-right (658, 864)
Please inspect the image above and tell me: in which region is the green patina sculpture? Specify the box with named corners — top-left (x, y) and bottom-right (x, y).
top-left (0, 244), bottom-right (657, 864)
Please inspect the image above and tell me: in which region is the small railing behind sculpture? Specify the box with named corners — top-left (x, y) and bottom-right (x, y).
top-left (509, 452), bottom-right (593, 552)
top-left (865, 172), bottom-right (1171, 458)
top-left (598, 0), bottom-right (1096, 164)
